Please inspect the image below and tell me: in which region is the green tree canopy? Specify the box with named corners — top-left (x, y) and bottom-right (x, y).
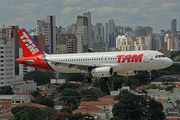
top-left (161, 78), bottom-right (174, 85)
top-left (143, 84), bottom-right (164, 90)
top-left (113, 89), bottom-right (129, 100)
top-left (112, 92), bottom-right (165, 120)
top-left (11, 106), bottom-right (42, 120)
top-left (31, 96), bottom-right (54, 108)
top-left (0, 86), bottom-right (14, 95)
top-left (93, 78), bottom-right (110, 95)
top-left (59, 88), bottom-right (80, 108)
top-left (41, 107), bottom-right (57, 120)
top-left (56, 83), bottom-right (80, 92)
top-left (23, 70), bottom-right (56, 85)
top-left (80, 88), bottom-right (104, 101)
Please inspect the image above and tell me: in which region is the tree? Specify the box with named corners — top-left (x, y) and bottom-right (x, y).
top-left (56, 83), bottom-right (80, 92)
top-left (59, 88), bottom-right (80, 109)
top-left (13, 110), bottom-right (31, 120)
top-left (161, 78), bottom-right (174, 85)
top-left (113, 89), bottom-right (129, 100)
top-left (23, 70), bottom-right (56, 85)
top-left (11, 106), bottom-right (42, 120)
top-left (51, 106), bottom-right (72, 120)
top-left (0, 86), bottom-right (14, 95)
top-left (143, 84), bottom-right (164, 90)
top-left (41, 107), bottom-right (57, 120)
top-left (129, 71), bottom-right (150, 85)
top-left (112, 92), bottom-right (165, 120)
top-left (67, 73), bottom-right (85, 82)
top-left (31, 96), bottom-right (54, 108)
top-left (80, 88), bottom-right (104, 101)
top-left (93, 78), bottom-right (110, 95)
top-left (30, 90), bottom-right (41, 97)
top-left (112, 92), bottom-right (146, 120)
top-left (147, 99), bottom-right (165, 120)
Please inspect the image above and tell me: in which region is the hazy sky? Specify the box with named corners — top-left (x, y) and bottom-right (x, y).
top-left (1, 0), bottom-right (180, 33)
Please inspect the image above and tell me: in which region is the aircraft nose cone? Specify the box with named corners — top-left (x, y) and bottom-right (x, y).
top-left (167, 58), bottom-right (173, 67)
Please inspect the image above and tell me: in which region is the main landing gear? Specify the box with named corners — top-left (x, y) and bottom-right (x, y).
top-left (85, 77), bottom-right (92, 83)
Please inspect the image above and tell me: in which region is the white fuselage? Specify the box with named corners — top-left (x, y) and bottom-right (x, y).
top-left (46, 50), bottom-right (173, 73)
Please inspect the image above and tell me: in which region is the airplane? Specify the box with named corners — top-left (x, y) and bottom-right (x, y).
top-left (15, 29), bottom-right (173, 83)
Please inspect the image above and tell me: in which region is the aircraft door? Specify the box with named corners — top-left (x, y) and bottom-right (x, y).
top-left (144, 53), bottom-right (149, 63)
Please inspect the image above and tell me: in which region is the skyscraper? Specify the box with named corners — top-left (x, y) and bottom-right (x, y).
top-left (36, 15), bottom-right (56, 54)
top-left (76, 12), bottom-right (92, 48)
top-left (0, 29), bottom-right (15, 86)
top-left (5, 25), bottom-right (20, 59)
top-left (108, 19), bottom-right (115, 42)
top-left (171, 19), bottom-right (177, 36)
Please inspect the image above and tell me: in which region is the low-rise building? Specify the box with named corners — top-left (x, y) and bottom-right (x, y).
top-left (11, 80), bottom-right (36, 94)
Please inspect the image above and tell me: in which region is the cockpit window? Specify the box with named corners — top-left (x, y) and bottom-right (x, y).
top-left (155, 55), bottom-right (166, 58)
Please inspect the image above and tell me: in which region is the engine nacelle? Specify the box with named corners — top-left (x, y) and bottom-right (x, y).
top-left (117, 71), bottom-right (138, 76)
top-left (91, 67), bottom-right (113, 77)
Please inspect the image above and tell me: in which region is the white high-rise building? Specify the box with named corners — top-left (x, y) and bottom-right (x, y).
top-left (104, 23), bottom-right (108, 42)
top-left (36, 15), bottom-right (56, 54)
top-left (108, 19), bottom-right (115, 42)
top-left (19, 48), bottom-right (35, 75)
top-left (76, 12), bottom-right (92, 48)
top-left (0, 30), bottom-right (15, 86)
top-left (94, 23), bottom-right (104, 43)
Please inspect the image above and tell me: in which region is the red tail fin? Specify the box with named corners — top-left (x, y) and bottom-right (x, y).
top-left (18, 29), bottom-right (44, 57)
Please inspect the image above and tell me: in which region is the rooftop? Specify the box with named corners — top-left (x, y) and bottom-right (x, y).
top-left (80, 101), bottom-right (118, 106)
top-left (16, 103), bottom-right (47, 108)
top-left (98, 95), bottom-right (116, 99)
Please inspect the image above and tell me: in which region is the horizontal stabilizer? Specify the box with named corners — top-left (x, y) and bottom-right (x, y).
top-left (16, 59), bottom-right (34, 64)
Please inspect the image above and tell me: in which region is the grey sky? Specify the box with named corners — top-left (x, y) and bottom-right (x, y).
top-left (1, 0), bottom-right (180, 33)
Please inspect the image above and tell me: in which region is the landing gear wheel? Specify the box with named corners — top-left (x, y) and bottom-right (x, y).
top-left (85, 77), bottom-right (92, 83)
top-left (101, 77), bottom-right (108, 82)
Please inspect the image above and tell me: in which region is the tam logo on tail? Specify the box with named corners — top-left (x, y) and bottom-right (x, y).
top-left (18, 29), bottom-right (43, 57)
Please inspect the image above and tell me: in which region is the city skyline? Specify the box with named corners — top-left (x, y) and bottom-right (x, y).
top-left (0, 0), bottom-right (180, 33)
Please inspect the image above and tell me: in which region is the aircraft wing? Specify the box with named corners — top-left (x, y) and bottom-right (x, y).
top-left (43, 59), bottom-right (98, 71)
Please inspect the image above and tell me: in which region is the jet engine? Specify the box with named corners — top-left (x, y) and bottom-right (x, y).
top-left (117, 71), bottom-right (138, 76)
top-left (91, 67), bottom-right (113, 77)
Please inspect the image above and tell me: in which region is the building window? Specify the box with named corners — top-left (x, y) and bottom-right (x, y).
top-left (15, 101), bottom-right (21, 103)
top-left (12, 101), bottom-right (14, 103)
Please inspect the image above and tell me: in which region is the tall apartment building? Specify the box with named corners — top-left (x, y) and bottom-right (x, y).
top-left (76, 12), bottom-right (91, 48)
top-left (94, 23), bottom-right (104, 42)
top-left (66, 34), bottom-right (77, 53)
top-left (0, 29), bottom-right (15, 86)
top-left (67, 23), bottom-right (77, 34)
top-left (171, 19), bottom-right (177, 36)
top-left (5, 25), bottom-right (20, 59)
top-left (36, 15), bottom-right (56, 54)
top-left (144, 27), bottom-right (153, 36)
top-left (164, 33), bottom-right (179, 51)
top-left (56, 28), bottom-right (66, 45)
top-left (93, 37), bottom-right (108, 52)
top-left (104, 23), bottom-right (108, 42)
